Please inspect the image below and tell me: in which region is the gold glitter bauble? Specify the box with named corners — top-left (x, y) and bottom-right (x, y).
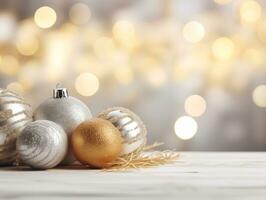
top-left (71, 118), bottom-right (122, 168)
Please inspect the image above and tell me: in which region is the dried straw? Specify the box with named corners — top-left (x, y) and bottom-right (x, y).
top-left (103, 142), bottom-right (179, 171)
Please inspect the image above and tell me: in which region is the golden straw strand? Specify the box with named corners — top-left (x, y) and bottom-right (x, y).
top-left (103, 143), bottom-right (179, 171)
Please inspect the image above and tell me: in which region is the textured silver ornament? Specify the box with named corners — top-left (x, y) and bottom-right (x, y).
top-left (0, 89), bottom-right (32, 166)
top-left (33, 85), bottom-right (92, 164)
top-left (98, 107), bottom-right (147, 155)
top-left (16, 120), bottom-right (67, 169)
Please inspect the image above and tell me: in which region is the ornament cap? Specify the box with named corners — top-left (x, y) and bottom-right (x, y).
top-left (53, 84), bottom-right (69, 98)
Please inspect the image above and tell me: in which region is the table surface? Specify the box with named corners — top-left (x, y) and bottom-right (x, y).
top-left (0, 152), bottom-right (266, 200)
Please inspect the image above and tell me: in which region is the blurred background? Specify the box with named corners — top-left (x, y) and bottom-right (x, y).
top-left (0, 0), bottom-right (266, 151)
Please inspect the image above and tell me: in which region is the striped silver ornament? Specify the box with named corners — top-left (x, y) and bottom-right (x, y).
top-left (0, 89), bottom-right (32, 166)
top-left (98, 107), bottom-right (147, 156)
top-left (16, 120), bottom-right (67, 169)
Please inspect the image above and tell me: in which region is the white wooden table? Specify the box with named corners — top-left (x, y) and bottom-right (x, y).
top-left (0, 152), bottom-right (266, 200)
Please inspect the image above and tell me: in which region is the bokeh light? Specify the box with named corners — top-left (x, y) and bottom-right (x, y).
top-left (253, 85), bottom-right (266, 107)
top-left (16, 36), bottom-right (39, 56)
top-left (0, 55), bottom-right (19, 76)
top-left (146, 67), bottom-right (167, 87)
top-left (174, 65), bottom-right (189, 82)
top-left (113, 20), bottom-right (135, 39)
top-left (43, 32), bottom-right (72, 82)
top-left (93, 36), bottom-right (115, 57)
top-left (214, 0), bottom-right (232, 5)
top-left (112, 20), bottom-right (137, 49)
top-left (185, 95), bottom-right (207, 117)
top-left (75, 73), bottom-right (99, 96)
top-left (69, 3), bottom-right (91, 25)
top-left (0, 0), bottom-right (266, 151)
top-left (34, 6), bottom-right (57, 29)
top-left (212, 37), bottom-right (235, 61)
top-left (240, 0), bottom-right (261, 24)
top-left (174, 116), bottom-right (198, 140)
top-left (257, 21), bottom-right (266, 44)
top-left (114, 67), bottom-right (134, 85)
top-left (0, 13), bottom-right (16, 42)
top-left (18, 62), bottom-right (40, 90)
top-left (182, 21), bottom-right (205, 43)
top-left (244, 48), bottom-right (263, 66)
top-left (16, 19), bottom-right (39, 56)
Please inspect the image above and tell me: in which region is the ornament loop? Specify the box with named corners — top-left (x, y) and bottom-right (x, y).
top-left (53, 84), bottom-right (69, 98)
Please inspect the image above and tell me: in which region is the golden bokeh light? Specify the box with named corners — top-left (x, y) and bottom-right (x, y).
top-left (43, 32), bottom-right (72, 82)
top-left (69, 3), bottom-right (91, 25)
top-left (16, 19), bottom-right (39, 56)
top-left (174, 116), bottom-right (198, 140)
top-left (113, 20), bottom-right (135, 39)
top-left (185, 95), bottom-right (207, 117)
top-left (240, 0), bottom-right (261, 24)
top-left (0, 0), bottom-right (266, 147)
top-left (16, 36), bottom-right (39, 56)
top-left (0, 55), bottom-right (19, 76)
top-left (252, 85), bottom-right (266, 107)
top-left (114, 67), bottom-right (134, 85)
top-left (93, 36), bottom-right (115, 57)
top-left (257, 21), bottom-right (266, 43)
top-left (0, 13), bottom-right (16, 42)
top-left (7, 82), bottom-right (25, 95)
top-left (112, 20), bottom-right (137, 49)
top-left (212, 37), bottom-right (235, 61)
top-left (74, 56), bottom-right (105, 77)
top-left (209, 64), bottom-right (230, 84)
top-left (34, 6), bottom-right (57, 29)
top-left (174, 65), bottom-right (189, 82)
top-left (244, 48), bottom-right (263, 67)
top-left (214, 0), bottom-right (232, 5)
top-left (75, 73), bottom-right (99, 96)
top-left (134, 56), bottom-right (157, 74)
top-left (74, 56), bottom-right (91, 73)
top-left (146, 67), bottom-right (167, 87)
top-left (182, 21), bottom-right (205, 43)
top-left (18, 19), bottom-right (40, 40)
top-left (18, 62), bottom-right (40, 90)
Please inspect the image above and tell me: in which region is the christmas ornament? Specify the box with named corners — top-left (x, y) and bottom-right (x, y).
top-left (16, 120), bottom-right (67, 169)
top-left (33, 85), bottom-right (92, 164)
top-left (0, 88), bottom-right (32, 165)
top-left (98, 107), bottom-right (147, 156)
top-left (71, 118), bottom-right (123, 168)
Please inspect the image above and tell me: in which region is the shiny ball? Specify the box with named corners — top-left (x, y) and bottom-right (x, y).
top-left (0, 88), bottom-right (32, 166)
top-left (34, 96), bottom-right (92, 164)
top-left (71, 118), bottom-right (122, 168)
top-left (16, 120), bottom-right (67, 169)
top-left (98, 107), bottom-right (147, 156)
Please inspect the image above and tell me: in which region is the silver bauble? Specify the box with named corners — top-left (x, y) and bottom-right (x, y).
top-left (0, 89), bottom-right (32, 165)
top-left (33, 85), bottom-right (92, 164)
top-left (98, 107), bottom-right (147, 156)
top-left (16, 120), bottom-right (67, 169)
